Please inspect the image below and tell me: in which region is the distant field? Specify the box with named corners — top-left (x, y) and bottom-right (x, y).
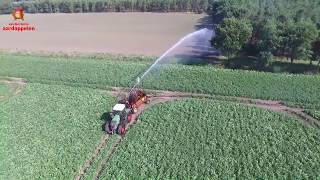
top-left (101, 99), bottom-right (320, 178)
top-left (0, 13), bottom-right (206, 56)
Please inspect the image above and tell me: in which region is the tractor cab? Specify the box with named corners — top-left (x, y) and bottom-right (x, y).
top-left (111, 104), bottom-right (126, 116)
top-left (106, 104), bottom-right (129, 135)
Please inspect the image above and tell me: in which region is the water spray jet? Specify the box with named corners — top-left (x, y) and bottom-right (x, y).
top-left (129, 28), bottom-right (214, 94)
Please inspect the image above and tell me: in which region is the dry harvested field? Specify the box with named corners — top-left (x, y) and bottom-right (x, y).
top-left (0, 13), bottom-right (208, 56)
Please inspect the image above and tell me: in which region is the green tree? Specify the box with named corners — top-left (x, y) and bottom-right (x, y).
top-left (51, 2), bottom-right (60, 13)
top-left (22, 2), bottom-right (37, 13)
top-left (0, 0), bottom-right (12, 14)
top-left (82, 1), bottom-right (89, 12)
top-left (94, 1), bottom-right (104, 12)
top-left (199, 0), bottom-right (209, 13)
top-left (283, 21), bottom-right (318, 63)
top-left (59, 2), bottom-right (73, 13)
top-left (259, 51), bottom-right (273, 67)
top-left (312, 39), bottom-right (320, 66)
top-left (212, 18), bottom-right (252, 58)
top-left (257, 21), bottom-right (280, 53)
top-left (73, 1), bottom-right (82, 13)
top-left (40, 1), bottom-right (52, 13)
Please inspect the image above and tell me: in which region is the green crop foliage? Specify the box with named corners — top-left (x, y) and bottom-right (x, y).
top-left (141, 65), bottom-right (320, 106)
top-left (313, 110), bottom-right (320, 120)
top-left (0, 82), bottom-right (9, 97)
top-left (0, 54), bottom-right (319, 106)
top-left (0, 83), bottom-right (116, 179)
top-left (306, 109), bottom-right (320, 120)
top-left (0, 54), bottom-right (149, 88)
top-left (101, 99), bottom-right (320, 179)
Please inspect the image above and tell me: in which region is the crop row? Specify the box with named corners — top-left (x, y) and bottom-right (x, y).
top-left (313, 110), bottom-right (320, 119)
top-left (0, 83), bottom-right (116, 179)
top-left (0, 54), bottom-right (319, 106)
top-left (101, 99), bottom-right (320, 178)
top-left (306, 109), bottom-right (320, 120)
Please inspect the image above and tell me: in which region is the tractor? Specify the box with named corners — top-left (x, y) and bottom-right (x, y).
top-left (127, 89), bottom-right (150, 113)
top-left (105, 89), bottom-right (149, 135)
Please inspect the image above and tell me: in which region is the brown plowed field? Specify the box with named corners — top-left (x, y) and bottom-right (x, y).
top-left (0, 13), bottom-right (207, 56)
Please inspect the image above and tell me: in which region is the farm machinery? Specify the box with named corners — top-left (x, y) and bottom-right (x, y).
top-left (105, 89), bottom-right (150, 135)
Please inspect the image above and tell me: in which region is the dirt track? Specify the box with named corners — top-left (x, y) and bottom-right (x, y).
top-left (1, 77), bottom-right (318, 129)
top-left (108, 87), bottom-right (320, 129)
top-left (0, 77), bottom-right (26, 101)
top-left (0, 13), bottom-right (207, 56)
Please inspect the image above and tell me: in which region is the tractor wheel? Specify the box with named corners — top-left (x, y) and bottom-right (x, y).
top-left (105, 123), bottom-right (111, 134)
top-left (128, 114), bottom-right (133, 123)
top-left (118, 124), bottom-right (126, 135)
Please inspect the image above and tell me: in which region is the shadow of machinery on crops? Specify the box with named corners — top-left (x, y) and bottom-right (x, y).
top-left (219, 56), bottom-right (320, 74)
top-left (100, 112), bottom-right (112, 131)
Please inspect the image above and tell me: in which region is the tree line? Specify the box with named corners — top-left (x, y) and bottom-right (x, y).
top-left (211, 0), bottom-right (320, 66)
top-left (0, 0), bottom-right (210, 14)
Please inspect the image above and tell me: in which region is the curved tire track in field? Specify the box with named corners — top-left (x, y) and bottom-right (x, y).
top-left (108, 87), bottom-right (320, 129)
top-left (93, 136), bottom-right (122, 180)
top-left (75, 134), bottom-right (109, 180)
top-left (0, 77), bottom-right (27, 101)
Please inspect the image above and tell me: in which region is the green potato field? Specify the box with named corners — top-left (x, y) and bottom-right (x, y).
top-left (0, 83), bottom-right (116, 179)
top-left (0, 53), bottom-right (319, 179)
top-left (101, 99), bottom-right (320, 179)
